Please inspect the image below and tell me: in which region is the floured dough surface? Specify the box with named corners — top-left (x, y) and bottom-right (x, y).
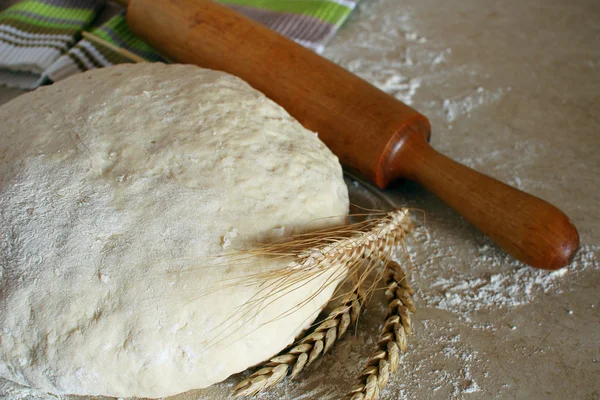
top-left (0, 63), bottom-right (349, 398)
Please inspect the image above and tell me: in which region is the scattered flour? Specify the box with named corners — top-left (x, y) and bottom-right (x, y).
top-left (326, 0), bottom-right (506, 121)
top-left (442, 87), bottom-right (505, 122)
top-left (326, 3), bottom-right (600, 396)
top-left (1, 0), bottom-right (598, 399)
top-left (410, 224), bottom-right (599, 321)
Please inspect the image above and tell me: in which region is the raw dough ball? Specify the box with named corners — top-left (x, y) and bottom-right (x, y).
top-left (0, 64), bottom-right (349, 398)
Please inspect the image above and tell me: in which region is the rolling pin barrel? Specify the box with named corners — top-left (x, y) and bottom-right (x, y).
top-left (123, 0), bottom-right (579, 270)
top-left (124, 0), bottom-right (430, 188)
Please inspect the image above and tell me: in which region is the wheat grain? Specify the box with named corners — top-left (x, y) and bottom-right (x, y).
top-left (232, 289), bottom-right (364, 397)
top-left (346, 260), bottom-right (414, 400)
top-left (240, 209), bottom-right (413, 313)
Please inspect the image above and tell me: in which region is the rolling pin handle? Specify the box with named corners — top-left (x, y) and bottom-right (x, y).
top-left (388, 132), bottom-right (579, 270)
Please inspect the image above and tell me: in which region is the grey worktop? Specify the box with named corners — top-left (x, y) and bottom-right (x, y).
top-left (1, 0), bottom-right (598, 399)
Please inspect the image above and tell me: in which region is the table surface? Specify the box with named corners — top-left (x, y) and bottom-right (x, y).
top-left (1, 0), bottom-right (598, 399)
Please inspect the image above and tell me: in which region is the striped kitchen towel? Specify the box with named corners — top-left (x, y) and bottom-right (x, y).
top-left (44, 12), bottom-right (164, 82)
top-left (0, 0), bottom-right (360, 88)
top-left (0, 0), bottom-right (105, 89)
top-left (220, 0), bottom-right (359, 53)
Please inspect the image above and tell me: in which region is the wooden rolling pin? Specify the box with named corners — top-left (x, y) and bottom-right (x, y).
top-left (115, 0), bottom-right (578, 270)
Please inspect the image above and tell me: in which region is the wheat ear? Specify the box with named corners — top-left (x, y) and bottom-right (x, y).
top-left (245, 209), bottom-right (413, 294)
top-left (231, 209), bottom-right (413, 398)
top-left (232, 288), bottom-right (365, 397)
top-left (346, 260), bottom-right (415, 400)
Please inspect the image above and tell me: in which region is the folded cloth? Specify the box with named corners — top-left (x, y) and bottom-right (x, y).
top-left (1, 0), bottom-right (360, 88)
top-left (44, 11), bottom-right (164, 82)
top-left (0, 0), bottom-right (105, 89)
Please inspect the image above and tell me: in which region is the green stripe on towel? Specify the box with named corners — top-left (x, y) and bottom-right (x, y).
top-left (218, 0), bottom-right (353, 25)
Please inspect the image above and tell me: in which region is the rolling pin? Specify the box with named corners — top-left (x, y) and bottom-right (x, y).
top-left (115, 0), bottom-right (578, 270)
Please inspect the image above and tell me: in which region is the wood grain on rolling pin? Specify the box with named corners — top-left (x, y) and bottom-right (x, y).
top-left (124, 0), bottom-right (430, 188)
top-left (121, 0), bottom-right (579, 270)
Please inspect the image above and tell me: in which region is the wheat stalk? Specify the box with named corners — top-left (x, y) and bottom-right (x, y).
top-left (346, 260), bottom-right (415, 400)
top-left (81, 32), bottom-right (147, 63)
top-left (232, 288), bottom-right (365, 397)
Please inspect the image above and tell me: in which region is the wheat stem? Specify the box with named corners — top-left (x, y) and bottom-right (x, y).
top-left (346, 260), bottom-right (415, 400)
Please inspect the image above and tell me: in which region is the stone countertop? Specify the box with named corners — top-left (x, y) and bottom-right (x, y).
top-left (1, 0), bottom-right (598, 399)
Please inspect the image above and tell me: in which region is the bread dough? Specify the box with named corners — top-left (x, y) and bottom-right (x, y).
top-left (0, 64), bottom-right (349, 398)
